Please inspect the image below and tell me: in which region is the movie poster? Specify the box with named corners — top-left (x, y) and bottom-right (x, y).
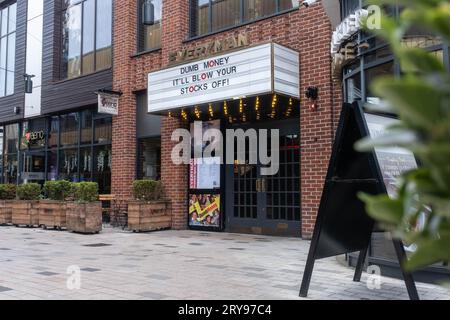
top-left (189, 194), bottom-right (221, 228)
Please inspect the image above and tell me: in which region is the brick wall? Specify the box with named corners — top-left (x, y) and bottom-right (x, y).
top-left (112, 0), bottom-right (341, 237)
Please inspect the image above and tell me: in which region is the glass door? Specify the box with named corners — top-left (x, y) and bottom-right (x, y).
top-left (226, 119), bottom-right (301, 236)
top-left (21, 151), bottom-right (46, 184)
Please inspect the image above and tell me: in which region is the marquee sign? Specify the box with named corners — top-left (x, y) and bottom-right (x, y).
top-left (148, 43), bottom-right (300, 113)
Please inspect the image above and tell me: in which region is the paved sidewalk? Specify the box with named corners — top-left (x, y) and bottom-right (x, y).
top-left (0, 226), bottom-right (448, 300)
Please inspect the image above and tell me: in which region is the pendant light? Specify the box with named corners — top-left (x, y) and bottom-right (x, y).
top-left (24, 74), bottom-right (35, 94)
top-left (142, 0), bottom-right (155, 26)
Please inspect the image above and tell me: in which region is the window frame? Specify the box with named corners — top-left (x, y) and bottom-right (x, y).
top-left (0, 1), bottom-right (17, 98)
top-left (61, 0), bottom-right (113, 80)
top-left (188, 0), bottom-right (299, 39)
top-left (137, 0), bottom-right (162, 54)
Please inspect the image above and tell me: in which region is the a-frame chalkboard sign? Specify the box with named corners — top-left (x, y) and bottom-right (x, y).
top-left (299, 102), bottom-right (420, 300)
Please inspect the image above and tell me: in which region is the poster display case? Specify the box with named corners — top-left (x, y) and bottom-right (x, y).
top-left (188, 120), bottom-right (223, 230)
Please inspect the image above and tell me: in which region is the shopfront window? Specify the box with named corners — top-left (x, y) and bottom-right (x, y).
top-left (80, 147), bottom-right (92, 181)
top-left (60, 113), bottom-right (79, 147)
top-left (365, 61), bottom-right (394, 103)
top-left (80, 110), bottom-right (93, 144)
top-left (190, 0), bottom-right (298, 37)
top-left (47, 150), bottom-right (58, 181)
top-left (138, 0), bottom-right (162, 52)
top-left (0, 2), bottom-right (17, 97)
top-left (0, 127), bottom-right (3, 180)
top-left (4, 154), bottom-right (17, 184)
top-left (94, 117), bottom-right (112, 144)
top-left (93, 145), bottom-right (111, 194)
top-left (137, 137), bottom-right (161, 180)
top-left (341, 0), bottom-right (359, 19)
top-left (62, 0), bottom-right (112, 79)
top-left (0, 111), bottom-right (112, 187)
top-left (346, 72), bottom-right (361, 103)
top-left (21, 119), bottom-right (47, 150)
top-left (59, 149), bottom-right (78, 182)
top-left (4, 124), bottom-right (18, 155)
top-left (48, 116), bottom-right (59, 148)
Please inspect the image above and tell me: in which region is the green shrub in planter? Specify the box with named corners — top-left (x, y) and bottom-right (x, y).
top-left (0, 184), bottom-right (17, 200)
top-left (132, 180), bottom-right (163, 201)
top-left (72, 182), bottom-right (99, 203)
top-left (43, 180), bottom-right (72, 201)
top-left (16, 183), bottom-right (42, 200)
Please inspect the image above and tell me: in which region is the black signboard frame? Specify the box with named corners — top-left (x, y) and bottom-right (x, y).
top-left (299, 102), bottom-right (419, 300)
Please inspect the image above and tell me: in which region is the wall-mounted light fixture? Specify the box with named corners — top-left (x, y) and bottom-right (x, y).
top-left (301, 0), bottom-right (318, 8)
top-left (305, 86), bottom-right (319, 111)
top-left (24, 74), bottom-right (35, 94)
top-left (142, 0), bottom-right (155, 26)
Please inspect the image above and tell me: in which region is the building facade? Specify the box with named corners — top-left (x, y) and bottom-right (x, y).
top-left (0, 0), bottom-right (114, 194)
top-left (112, 0), bottom-right (340, 238)
top-left (0, 0), bottom-right (340, 239)
top-left (327, 0), bottom-right (450, 282)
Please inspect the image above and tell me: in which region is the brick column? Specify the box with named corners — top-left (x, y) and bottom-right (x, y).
top-left (159, 0), bottom-right (190, 230)
top-left (299, 3), bottom-right (341, 239)
top-left (112, 0), bottom-right (138, 199)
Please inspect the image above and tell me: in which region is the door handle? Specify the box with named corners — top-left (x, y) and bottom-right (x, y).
top-left (256, 179), bottom-right (261, 192)
top-left (261, 178), bottom-right (267, 193)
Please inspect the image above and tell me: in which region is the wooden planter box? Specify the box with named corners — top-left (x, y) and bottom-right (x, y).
top-left (0, 200), bottom-right (14, 225)
top-left (39, 200), bottom-right (67, 230)
top-left (66, 202), bottom-right (102, 234)
top-left (11, 201), bottom-right (39, 227)
top-left (128, 200), bottom-right (172, 232)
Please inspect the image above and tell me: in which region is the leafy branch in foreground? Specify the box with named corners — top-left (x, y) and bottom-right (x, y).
top-left (355, 0), bottom-right (450, 272)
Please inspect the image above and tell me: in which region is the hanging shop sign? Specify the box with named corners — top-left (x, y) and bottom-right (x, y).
top-left (169, 33), bottom-right (249, 65)
top-left (97, 91), bottom-right (120, 116)
top-left (148, 43), bottom-right (300, 113)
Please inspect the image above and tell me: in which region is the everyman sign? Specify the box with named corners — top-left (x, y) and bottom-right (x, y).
top-left (148, 43), bottom-right (300, 113)
top-left (168, 33), bottom-right (249, 64)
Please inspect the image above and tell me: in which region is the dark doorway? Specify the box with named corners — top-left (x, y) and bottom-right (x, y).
top-left (225, 119), bottom-right (301, 236)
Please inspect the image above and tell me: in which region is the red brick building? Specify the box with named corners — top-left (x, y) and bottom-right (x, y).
top-left (112, 0), bottom-right (341, 238)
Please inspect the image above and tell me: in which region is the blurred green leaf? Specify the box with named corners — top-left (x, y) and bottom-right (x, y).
top-left (406, 236), bottom-right (450, 270)
top-left (359, 193), bottom-right (404, 225)
top-left (357, 0), bottom-right (450, 285)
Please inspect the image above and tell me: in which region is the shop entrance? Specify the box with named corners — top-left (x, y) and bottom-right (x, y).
top-left (225, 119), bottom-right (301, 237)
top-left (21, 151), bottom-right (46, 183)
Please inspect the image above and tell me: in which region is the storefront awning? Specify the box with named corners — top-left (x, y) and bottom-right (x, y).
top-left (147, 43), bottom-right (300, 114)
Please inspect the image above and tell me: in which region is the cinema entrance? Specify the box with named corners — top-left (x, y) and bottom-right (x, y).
top-left (147, 42), bottom-right (301, 236)
top-left (225, 118), bottom-right (300, 236)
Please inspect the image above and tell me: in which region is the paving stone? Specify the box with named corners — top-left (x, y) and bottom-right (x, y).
top-left (0, 227), bottom-right (448, 300)
top-left (147, 274), bottom-right (172, 280)
top-left (36, 271), bottom-right (59, 276)
top-left (138, 291), bottom-right (169, 299)
top-left (81, 268), bottom-right (101, 272)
